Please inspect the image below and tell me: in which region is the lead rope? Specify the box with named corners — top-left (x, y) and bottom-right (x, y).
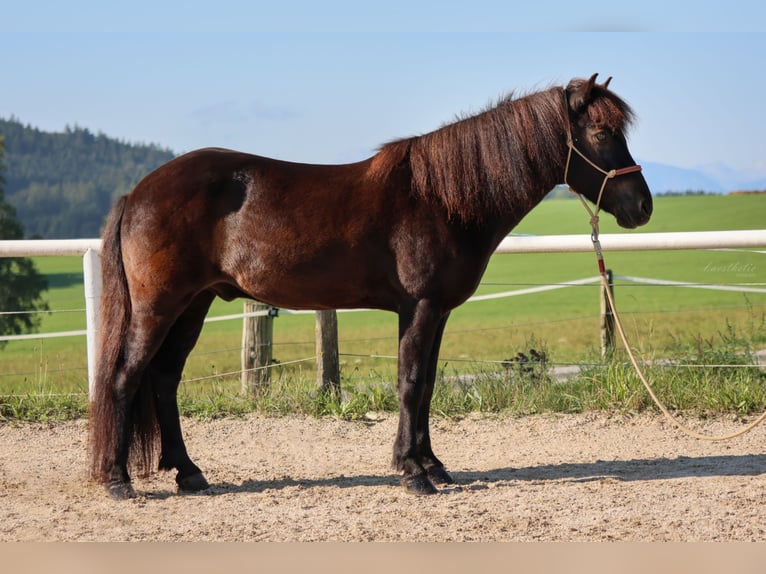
top-left (561, 91), bottom-right (766, 440)
top-left (568, 161), bottom-right (766, 441)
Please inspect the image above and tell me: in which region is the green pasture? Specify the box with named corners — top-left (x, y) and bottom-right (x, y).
top-left (1, 194), bottom-right (765, 418)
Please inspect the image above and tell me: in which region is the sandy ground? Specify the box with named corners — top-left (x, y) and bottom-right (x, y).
top-left (2, 411), bottom-right (766, 542)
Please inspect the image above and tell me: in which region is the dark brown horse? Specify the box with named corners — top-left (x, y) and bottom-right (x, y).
top-left (90, 73), bottom-right (652, 499)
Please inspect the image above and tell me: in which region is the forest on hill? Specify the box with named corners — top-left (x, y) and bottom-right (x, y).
top-left (3, 116), bottom-right (760, 239)
top-left (0, 117), bottom-right (175, 238)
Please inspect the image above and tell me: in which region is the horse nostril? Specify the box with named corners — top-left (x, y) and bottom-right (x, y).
top-left (640, 198), bottom-right (653, 217)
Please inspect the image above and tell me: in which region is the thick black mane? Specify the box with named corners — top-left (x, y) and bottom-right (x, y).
top-left (376, 83), bottom-right (634, 223)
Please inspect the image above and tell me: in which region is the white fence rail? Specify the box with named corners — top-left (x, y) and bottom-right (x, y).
top-left (2, 229), bottom-right (766, 395)
top-left (495, 229), bottom-right (766, 253)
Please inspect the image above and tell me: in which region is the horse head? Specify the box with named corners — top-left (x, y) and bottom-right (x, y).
top-left (564, 73), bottom-right (653, 229)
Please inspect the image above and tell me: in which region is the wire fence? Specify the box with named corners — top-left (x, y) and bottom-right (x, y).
top-left (3, 230), bottom-right (766, 399)
top-left (2, 274), bottom-right (765, 399)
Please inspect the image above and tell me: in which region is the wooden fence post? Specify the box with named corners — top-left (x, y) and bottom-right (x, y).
top-left (315, 310), bottom-right (340, 395)
top-left (600, 269), bottom-right (615, 361)
top-left (241, 301), bottom-right (275, 396)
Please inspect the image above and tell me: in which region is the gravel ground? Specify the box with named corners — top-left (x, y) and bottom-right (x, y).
top-left (2, 411), bottom-right (766, 541)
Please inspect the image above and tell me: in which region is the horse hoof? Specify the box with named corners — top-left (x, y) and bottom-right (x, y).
top-left (401, 474), bottom-right (438, 495)
top-left (177, 472), bottom-right (210, 493)
top-left (427, 466), bottom-right (455, 485)
top-left (107, 481), bottom-right (137, 500)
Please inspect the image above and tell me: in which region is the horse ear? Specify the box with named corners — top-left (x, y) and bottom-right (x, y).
top-left (567, 73), bottom-right (599, 112)
top-left (602, 76), bottom-right (612, 89)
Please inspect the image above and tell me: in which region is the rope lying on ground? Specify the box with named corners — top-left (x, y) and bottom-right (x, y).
top-left (572, 189), bottom-right (766, 441)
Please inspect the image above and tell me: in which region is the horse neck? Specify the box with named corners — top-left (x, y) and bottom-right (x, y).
top-left (500, 87), bottom-right (570, 200)
top-left (400, 86), bottom-right (570, 227)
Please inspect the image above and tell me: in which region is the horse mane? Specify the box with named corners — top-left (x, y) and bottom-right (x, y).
top-left (573, 79), bottom-right (636, 133)
top-left (373, 82), bottom-right (634, 223)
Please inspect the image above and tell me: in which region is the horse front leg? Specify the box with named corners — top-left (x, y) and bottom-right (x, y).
top-left (416, 313), bottom-right (455, 486)
top-left (393, 299), bottom-right (446, 495)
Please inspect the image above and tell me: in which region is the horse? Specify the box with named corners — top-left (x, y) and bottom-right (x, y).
top-left (90, 73), bottom-right (652, 499)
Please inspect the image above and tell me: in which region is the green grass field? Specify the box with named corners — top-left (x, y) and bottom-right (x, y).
top-left (1, 194), bottom-right (765, 418)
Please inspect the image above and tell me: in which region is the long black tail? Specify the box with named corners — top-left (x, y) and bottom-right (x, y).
top-left (89, 196), bottom-right (159, 482)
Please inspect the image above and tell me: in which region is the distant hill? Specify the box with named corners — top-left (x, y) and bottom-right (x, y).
top-left (694, 162), bottom-right (766, 192)
top-left (0, 117), bottom-right (175, 238)
top-left (641, 161), bottom-right (725, 194)
top-left (640, 160), bottom-right (766, 195)
top-left (2, 117), bottom-right (763, 237)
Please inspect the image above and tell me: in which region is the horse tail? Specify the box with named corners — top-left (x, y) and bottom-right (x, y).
top-left (89, 195), bottom-right (159, 483)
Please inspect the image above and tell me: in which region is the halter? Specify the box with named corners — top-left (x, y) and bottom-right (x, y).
top-left (562, 100), bottom-right (643, 272)
top-left (563, 129), bottom-right (642, 225)
top-left (561, 89), bottom-right (766, 442)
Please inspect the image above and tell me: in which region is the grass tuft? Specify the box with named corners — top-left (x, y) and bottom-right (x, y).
top-left (1, 314), bottom-right (764, 423)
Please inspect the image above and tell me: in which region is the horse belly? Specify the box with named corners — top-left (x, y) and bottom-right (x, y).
top-left (224, 244), bottom-right (399, 312)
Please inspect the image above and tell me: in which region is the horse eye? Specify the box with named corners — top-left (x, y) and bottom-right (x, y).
top-left (595, 132), bottom-right (608, 142)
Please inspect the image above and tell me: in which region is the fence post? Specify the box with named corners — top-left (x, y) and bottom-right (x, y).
top-left (600, 268), bottom-right (615, 360)
top-left (241, 301), bottom-right (275, 395)
top-left (315, 310), bottom-right (340, 394)
top-left (82, 248), bottom-right (102, 399)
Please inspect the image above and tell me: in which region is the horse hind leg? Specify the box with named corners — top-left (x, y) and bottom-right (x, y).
top-left (149, 291), bottom-right (215, 493)
top-left (101, 313), bottom-right (175, 499)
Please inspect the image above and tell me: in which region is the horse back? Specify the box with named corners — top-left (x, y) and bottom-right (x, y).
top-left (118, 147), bottom-right (497, 313)
top-left (119, 148), bottom-right (405, 309)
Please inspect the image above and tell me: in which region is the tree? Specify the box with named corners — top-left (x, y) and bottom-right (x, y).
top-left (0, 135), bottom-right (48, 348)
top-left (0, 117), bottom-right (175, 238)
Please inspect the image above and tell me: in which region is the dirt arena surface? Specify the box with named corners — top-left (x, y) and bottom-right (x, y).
top-left (2, 411), bottom-right (766, 542)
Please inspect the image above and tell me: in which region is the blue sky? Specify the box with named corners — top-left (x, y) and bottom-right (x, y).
top-left (3, 3), bottom-right (766, 183)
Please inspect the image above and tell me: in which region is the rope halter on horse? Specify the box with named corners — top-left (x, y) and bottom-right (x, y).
top-left (563, 94), bottom-right (766, 441)
top-left (563, 131), bottom-right (643, 232)
top-left (562, 110), bottom-right (642, 273)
